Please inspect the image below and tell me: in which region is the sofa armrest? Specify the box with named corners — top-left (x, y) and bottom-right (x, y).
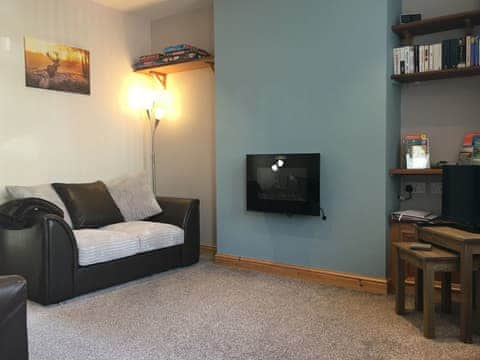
top-left (149, 197), bottom-right (200, 266)
top-left (0, 213), bottom-right (77, 305)
top-left (0, 276), bottom-right (28, 360)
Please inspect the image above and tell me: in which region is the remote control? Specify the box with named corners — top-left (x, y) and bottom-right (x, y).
top-left (409, 243), bottom-right (432, 251)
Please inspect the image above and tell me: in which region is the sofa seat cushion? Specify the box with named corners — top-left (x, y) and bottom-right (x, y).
top-left (102, 221), bottom-right (184, 253)
top-left (73, 229), bottom-right (140, 266)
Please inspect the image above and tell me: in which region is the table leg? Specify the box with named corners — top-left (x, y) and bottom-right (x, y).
top-left (460, 247), bottom-right (473, 343)
top-left (423, 264), bottom-right (435, 339)
top-left (395, 250), bottom-right (406, 315)
top-left (441, 272), bottom-right (452, 313)
top-left (415, 268), bottom-right (423, 311)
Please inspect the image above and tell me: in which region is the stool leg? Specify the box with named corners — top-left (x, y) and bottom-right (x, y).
top-left (475, 271), bottom-right (480, 332)
top-left (441, 272), bottom-right (452, 313)
top-left (474, 271), bottom-right (480, 310)
top-left (395, 250), bottom-right (406, 315)
top-left (423, 264), bottom-right (435, 339)
top-left (415, 268), bottom-right (424, 311)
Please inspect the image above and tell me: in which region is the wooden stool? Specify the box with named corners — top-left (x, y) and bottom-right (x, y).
top-left (393, 242), bottom-right (458, 339)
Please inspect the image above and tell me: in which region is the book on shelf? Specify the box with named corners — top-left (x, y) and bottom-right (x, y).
top-left (473, 136), bottom-right (480, 163)
top-left (403, 133), bottom-right (430, 169)
top-left (393, 35), bottom-right (480, 75)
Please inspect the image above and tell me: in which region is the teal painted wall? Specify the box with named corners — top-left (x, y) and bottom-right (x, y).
top-left (215, 0), bottom-right (401, 278)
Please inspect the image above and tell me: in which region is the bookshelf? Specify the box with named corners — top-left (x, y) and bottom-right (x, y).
top-left (392, 10), bottom-right (480, 38)
top-left (389, 168), bottom-right (443, 176)
top-left (391, 10), bottom-right (480, 84)
top-left (391, 66), bottom-right (480, 83)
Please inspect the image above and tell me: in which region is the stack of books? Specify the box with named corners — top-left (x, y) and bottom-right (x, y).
top-left (393, 35), bottom-right (480, 75)
top-left (134, 44), bottom-right (210, 70)
top-left (459, 131), bottom-right (480, 164)
top-left (391, 210), bottom-right (438, 223)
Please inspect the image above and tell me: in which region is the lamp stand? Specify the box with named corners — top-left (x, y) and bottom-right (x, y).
top-left (146, 108), bottom-right (160, 194)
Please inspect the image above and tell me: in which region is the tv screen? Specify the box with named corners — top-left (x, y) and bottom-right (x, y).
top-left (246, 153), bottom-right (320, 216)
top-left (442, 165), bottom-right (480, 233)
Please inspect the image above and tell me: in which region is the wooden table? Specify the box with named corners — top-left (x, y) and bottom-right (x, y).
top-left (418, 226), bottom-right (480, 343)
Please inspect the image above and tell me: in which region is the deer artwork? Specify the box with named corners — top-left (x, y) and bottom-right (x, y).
top-left (46, 51), bottom-right (60, 78)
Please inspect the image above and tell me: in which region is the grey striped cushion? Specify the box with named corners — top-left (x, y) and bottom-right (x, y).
top-left (106, 173), bottom-right (162, 221)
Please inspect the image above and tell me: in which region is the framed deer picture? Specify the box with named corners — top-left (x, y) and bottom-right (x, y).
top-left (24, 37), bottom-right (90, 95)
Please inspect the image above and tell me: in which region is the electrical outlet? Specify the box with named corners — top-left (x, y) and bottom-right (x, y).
top-left (430, 182), bottom-right (442, 195)
top-left (405, 182), bottom-right (426, 194)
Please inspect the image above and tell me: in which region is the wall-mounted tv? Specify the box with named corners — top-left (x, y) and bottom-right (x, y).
top-left (246, 153), bottom-right (320, 216)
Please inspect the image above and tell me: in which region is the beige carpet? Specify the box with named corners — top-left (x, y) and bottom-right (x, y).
top-left (28, 259), bottom-right (480, 360)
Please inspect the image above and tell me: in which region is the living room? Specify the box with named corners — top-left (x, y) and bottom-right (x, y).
top-left (1, 0), bottom-right (480, 359)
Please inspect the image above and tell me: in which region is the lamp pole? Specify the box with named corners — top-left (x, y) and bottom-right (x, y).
top-left (146, 107), bottom-right (160, 195)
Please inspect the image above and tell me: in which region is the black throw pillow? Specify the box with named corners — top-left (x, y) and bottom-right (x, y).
top-left (52, 181), bottom-right (124, 229)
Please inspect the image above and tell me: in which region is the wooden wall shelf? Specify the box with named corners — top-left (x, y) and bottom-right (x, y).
top-left (391, 67), bottom-right (480, 83)
top-left (134, 57), bottom-right (215, 76)
top-left (390, 169), bottom-right (443, 176)
top-left (392, 10), bottom-right (480, 38)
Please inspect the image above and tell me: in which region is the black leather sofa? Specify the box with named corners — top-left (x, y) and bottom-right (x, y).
top-left (0, 197), bottom-right (199, 305)
top-left (0, 275), bottom-right (28, 360)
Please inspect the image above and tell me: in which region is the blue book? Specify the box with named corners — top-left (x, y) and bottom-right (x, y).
top-left (163, 44), bottom-right (195, 53)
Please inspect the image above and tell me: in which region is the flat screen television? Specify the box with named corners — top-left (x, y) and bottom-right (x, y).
top-left (246, 153), bottom-right (320, 216)
top-left (442, 165), bottom-right (480, 233)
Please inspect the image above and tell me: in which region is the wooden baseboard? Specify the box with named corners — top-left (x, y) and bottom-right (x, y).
top-left (214, 253), bottom-right (387, 295)
top-left (200, 244), bottom-right (217, 255)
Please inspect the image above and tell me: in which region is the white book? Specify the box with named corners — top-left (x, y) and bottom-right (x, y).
top-left (428, 45), bottom-right (434, 71)
top-left (393, 48), bottom-right (397, 75)
top-left (435, 44), bottom-right (442, 71)
top-left (419, 45), bottom-right (424, 72)
top-left (467, 36), bottom-right (471, 67)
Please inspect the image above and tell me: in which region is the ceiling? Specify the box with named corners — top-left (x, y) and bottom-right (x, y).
top-left (91, 0), bottom-right (212, 20)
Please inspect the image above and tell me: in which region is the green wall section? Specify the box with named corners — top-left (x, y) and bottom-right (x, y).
top-left (215, 0), bottom-right (401, 278)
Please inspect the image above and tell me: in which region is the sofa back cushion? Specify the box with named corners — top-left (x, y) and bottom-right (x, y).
top-left (106, 173), bottom-right (162, 221)
top-left (52, 181), bottom-right (124, 229)
top-left (6, 184), bottom-right (73, 226)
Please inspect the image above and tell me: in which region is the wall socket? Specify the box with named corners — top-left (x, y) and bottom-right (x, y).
top-left (406, 182), bottom-right (426, 194)
top-left (430, 182), bottom-right (442, 195)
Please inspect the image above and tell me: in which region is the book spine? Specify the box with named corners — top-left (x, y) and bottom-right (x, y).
top-left (458, 38), bottom-right (466, 68)
top-left (442, 40), bottom-right (449, 69)
top-left (415, 45), bottom-right (420, 73)
top-left (467, 36), bottom-right (471, 67)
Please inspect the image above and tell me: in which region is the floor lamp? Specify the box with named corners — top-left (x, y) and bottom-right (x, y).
top-left (145, 104), bottom-right (166, 195)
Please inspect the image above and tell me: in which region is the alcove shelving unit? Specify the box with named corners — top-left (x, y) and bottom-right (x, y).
top-left (391, 9), bottom-right (480, 83)
top-left (389, 9), bottom-right (479, 175)
top-left (386, 10), bottom-right (480, 294)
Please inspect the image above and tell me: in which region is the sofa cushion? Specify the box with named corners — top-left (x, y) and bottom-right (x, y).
top-left (73, 229), bottom-right (140, 266)
top-left (106, 173), bottom-right (162, 221)
top-left (6, 184), bottom-right (73, 226)
top-left (53, 181), bottom-right (124, 229)
top-left (102, 221), bottom-right (184, 253)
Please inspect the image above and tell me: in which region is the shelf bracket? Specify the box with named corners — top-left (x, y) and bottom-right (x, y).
top-left (149, 71), bottom-right (167, 89)
top-left (206, 60), bottom-right (215, 72)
